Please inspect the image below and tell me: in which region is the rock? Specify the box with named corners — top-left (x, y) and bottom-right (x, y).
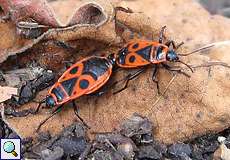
top-left (213, 147), bottom-right (222, 160)
top-left (37, 131), bottom-right (51, 142)
top-left (214, 143), bottom-right (230, 160)
top-left (120, 113), bottom-right (153, 135)
top-left (74, 123), bottom-right (87, 138)
top-left (137, 145), bottom-right (162, 159)
top-left (119, 113), bottom-right (153, 145)
top-left (153, 141), bottom-right (168, 156)
top-left (191, 146), bottom-right (204, 160)
top-left (190, 129), bottom-right (229, 160)
top-left (52, 136), bottom-right (87, 157)
top-left (178, 153), bottom-right (193, 160)
top-left (41, 146), bottom-right (64, 160)
top-left (117, 141), bottom-right (135, 159)
top-left (95, 133), bottom-right (136, 148)
top-left (93, 133), bottom-right (137, 159)
top-left (31, 122), bottom-right (88, 158)
top-left (218, 136), bottom-right (227, 143)
top-left (168, 143), bottom-right (192, 158)
top-left (220, 144), bottom-right (230, 160)
top-left (50, 123), bottom-right (88, 157)
top-left (89, 150), bottom-right (124, 160)
top-left (196, 134), bottom-right (219, 154)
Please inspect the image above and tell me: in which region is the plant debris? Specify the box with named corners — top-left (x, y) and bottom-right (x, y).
top-left (0, 113), bottom-right (230, 159)
top-left (1, 0), bottom-right (230, 159)
top-left (15, 70), bottom-right (55, 105)
top-left (0, 86), bottom-right (17, 103)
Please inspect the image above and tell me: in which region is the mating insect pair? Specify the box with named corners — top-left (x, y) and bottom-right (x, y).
top-left (33, 26), bottom-right (195, 131)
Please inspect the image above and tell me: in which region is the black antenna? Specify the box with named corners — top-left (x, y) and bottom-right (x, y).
top-left (36, 111), bottom-right (57, 132)
top-left (36, 105), bottom-right (63, 132)
top-left (177, 60), bottom-right (193, 73)
top-left (175, 42), bottom-right (185, 50)
top-left (34, 99), bottom-right (46, 114)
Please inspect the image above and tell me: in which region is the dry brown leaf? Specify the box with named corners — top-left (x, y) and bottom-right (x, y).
top-left (1, 0), bottom-right (230, 144)
top-left (0, 86), bottom-right (17, 103)
top-left (0, 0), bottom-right (120, 64)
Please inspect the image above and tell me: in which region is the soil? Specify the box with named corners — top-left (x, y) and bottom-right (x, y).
top-left (0, 113), bottom-right (230, 160)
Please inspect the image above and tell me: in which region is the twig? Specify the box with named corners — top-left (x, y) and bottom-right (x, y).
top-left (191, 61), bottom-right (230, 69)
top-left (147, 74), bottom-right (177, 117)
top-left (105, 138), bottom-right (117, 152)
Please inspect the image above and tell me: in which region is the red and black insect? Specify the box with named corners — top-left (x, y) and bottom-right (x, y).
top-left (112, 26), bottom-right (194, 94)
top-left (35, 55), bottom-right (116, 131)
top-left (34, 26), bottom-right (205, 131)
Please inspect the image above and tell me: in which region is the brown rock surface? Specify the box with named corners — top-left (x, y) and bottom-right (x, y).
top-left (1, 0), bottom-right (230, 144)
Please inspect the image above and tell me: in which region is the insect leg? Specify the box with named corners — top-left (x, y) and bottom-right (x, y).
top-left (36, 105), bottom-right (64, 132)
top-left (72, 101), bottom-right (90, 129)
top-left (91, 85), bottom-right (114, 97)
top-left (159, 26), bottom-right (166, 43)
top-left (113, 67), bottom-right (146, 95)
top-left (162, 63), bottom-right (190, 77)
top-left (33, 99), bottom-right (46, 114)
top-left (165, 41), bottom-right (184, 50)
top-left (152, 65), bottom-right (160, 94)
top-left (90, 68), bottom-right (126, 97)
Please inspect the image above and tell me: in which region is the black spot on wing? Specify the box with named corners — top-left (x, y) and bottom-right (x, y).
top-left (61, 78), bottom-right (78, 96)
top-left (132, 43), bottom-right (139, 49)
top-left (136, 45), bottom-right (152, 61)
top-left (79, 79), bottom-right (89, 89)
top-left (69, 66), bottom-right (78, 74)
top-left (51, 87), bottom-right (65, 102)
top-left (82, 57), bottom-right (110, 80)
top-left (129, 55), bottom-right (136, 63)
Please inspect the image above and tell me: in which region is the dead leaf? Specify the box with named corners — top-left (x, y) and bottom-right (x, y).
top-left (220, 144), bottom-right (230, 160)
top-left (1, 0), bottom-right (230, 145)
top-left (0, 86), bottom-right (17, 103)
top-left (0, 0), bottom-right (119, 64)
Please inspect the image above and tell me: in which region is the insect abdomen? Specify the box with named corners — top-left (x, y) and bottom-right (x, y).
top-left (82, 57), bottom-right (111, 80)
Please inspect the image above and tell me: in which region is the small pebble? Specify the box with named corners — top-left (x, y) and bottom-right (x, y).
top-left (168, 143), bottom-right (192, 158)
top-left (218, 136), bottom-right (226, 143)
top-left (137, 144), bottom-right (162, 159)
top-left (41, 146), bottom-right (64, 160)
